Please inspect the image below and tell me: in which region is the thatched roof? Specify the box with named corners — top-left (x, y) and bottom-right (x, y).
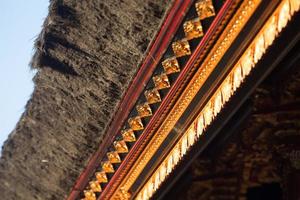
top-left (0, 1), bottom-right (171, 199)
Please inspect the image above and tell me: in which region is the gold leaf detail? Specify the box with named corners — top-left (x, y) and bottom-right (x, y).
top-left (84, 190), bottom-right (96, 200)
top-left (183, 18), bottom-right (204, 40)
top-left (121, 129), bottom-right (136, 142)
top-left (95, 171), bottom-right (108, 183)
top-left (107, 151), bottom-right (121, 163)
top-left (195, 0), bottom-right (216, 20)
top-left (153, 73), bottom-right (170, 90)
top-left (162, 57), bottom-right (180, 74)
top-left (114, 140), bottom-right (129, 153)
top-left (145, 89), bottom-right (161, 104)
top-left (89, 181), bottom-right (102, 193)
top-left (128, 116), bottom-right (144, 131)
top-left (101, 161), bottom-right (114, 173)
top-left (136, 103), bottom-right (152, 118)
top-left (172, 39), bottom-right (191, 57)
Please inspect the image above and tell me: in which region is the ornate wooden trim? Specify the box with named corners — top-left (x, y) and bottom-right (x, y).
top-left (67, 1), bottom-right (193, 200)
top-left (69, 0), bottom-right (300, 199)
top-left (110, 0), bottom-right (262, 199)
top-left (135, 0), bottom-right (300, 199)
top-left (100, 0), bottom-right (240, 199)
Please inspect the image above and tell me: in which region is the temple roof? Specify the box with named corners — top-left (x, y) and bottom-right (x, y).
top-left (0, 1), bottom-right (171, 199)
top-left (1, 0), bottom-right (299, 200)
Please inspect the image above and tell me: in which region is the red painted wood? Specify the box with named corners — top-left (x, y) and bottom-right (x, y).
top-left (67, 1), bottom-right (190, 199)
top-left (99, 0), bottom-right (235, 199)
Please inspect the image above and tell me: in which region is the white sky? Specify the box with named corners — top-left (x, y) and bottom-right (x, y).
top-left (0, 1), bottom-right (49, 150)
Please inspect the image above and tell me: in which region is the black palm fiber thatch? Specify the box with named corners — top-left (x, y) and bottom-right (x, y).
top-left (0, 1), bottom-right (171, 199)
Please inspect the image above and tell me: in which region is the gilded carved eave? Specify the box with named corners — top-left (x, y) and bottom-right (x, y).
top-left (163, 45), bottom-right (300, 200)
top-left (135, 1), bottom-right (300, 198)
top-left (76, 0), bottom-right (227, 199)
top-left (72, 0), bottom-right (300, 200)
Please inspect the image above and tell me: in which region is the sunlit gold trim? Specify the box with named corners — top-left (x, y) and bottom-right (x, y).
top-left (102, 161), bottom-right (115, 173)
top-left (136, 103), bottom-right (152, 118)
top-left (213, 90), bottom-right (222, 116)
top-left (89, 181), bottom-right (102, 193)
top-left (128, 116), bottom-right (144, 131)
top-left (162, 57), bottom-right (180, 74)
top-left (111, 0), bottom-right (262, 198)
top-left (144, 89), bottom-right (161, 104)
top-left (84, 190), bottom-right (96, 200)
top-left (96, 171), bottom-right (108, 183)
top-left (172, 39), bottom-right (191, 57)
top-left (114, 187), bottom-right (131, 200)
top-left (153, 73), bottom-right (171, 90)
top-left (183, 18), bottom-right (204, 40)
top-left (195, 0), bottom-right (216, 20)
top-left (107, 151), bottom-right (121, 164)
top-left (114, 140), bottom-right (129, 153)
top-left (136, 1), bottom-right (299, 199)
top-left (121, 129), bottom-right (136, 142)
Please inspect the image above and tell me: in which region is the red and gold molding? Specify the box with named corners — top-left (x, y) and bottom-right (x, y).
top-left (68, 1), bottom-right (194, 200)
top-left (112, 0), bottom-right (263, 198)
top-left (72, 0), bottom-right (299, 199)
top-left (104, 0), bottom-right (237, 199)
top-left (75, 0), bottom-right (226, 198)
top-left (95, 0), bottom-right (232, 199)
top-left (135, 0), bottom-right (300, 199)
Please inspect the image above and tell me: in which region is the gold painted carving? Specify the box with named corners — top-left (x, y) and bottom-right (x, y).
top-left (82, 0), bottom-right (300, 199)
top-left (84, 190), bottom-right (97, 200)
top-left (136, 103), bottom-right (152, 118)
top-left (121, 129), bottom-right (136, 142)
top-left (128, 116), bottom-right (144, 131)
top-left (162, 57), bottom-right (180, 74)
top-left (89, 181), bottom-right (102, 193)
top-left (113, 187), bottom-right (131, 200)
top-left (144, 89), bottom-right (161, 104)
top-left (114, 140), bottom-right (129, 153)
top-left (101, 161), bottom-right (115, 173)
top-left (172, 39), bottom-right (191, 57)
top-left (107, 151), bottom-right (121, 164)
top-left (195, 0), bottom-right (216, 20)
top-left (136, 0), bottom-right (299, 199)
top-left (95, 171), bottom-right (108, 183)
top-left (112, 0), bottom-right (263, 199)
top-left (153, 73), bottom-right (171, 90)
top-left (183, 18), bottom-right (204, 40)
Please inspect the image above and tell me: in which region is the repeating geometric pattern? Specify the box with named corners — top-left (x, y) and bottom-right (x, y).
top-left (81, 1), bottom-right (220, 199)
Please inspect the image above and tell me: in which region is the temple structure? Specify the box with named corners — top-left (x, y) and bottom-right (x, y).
top-left (0, 0), bottom-right (299, 200)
